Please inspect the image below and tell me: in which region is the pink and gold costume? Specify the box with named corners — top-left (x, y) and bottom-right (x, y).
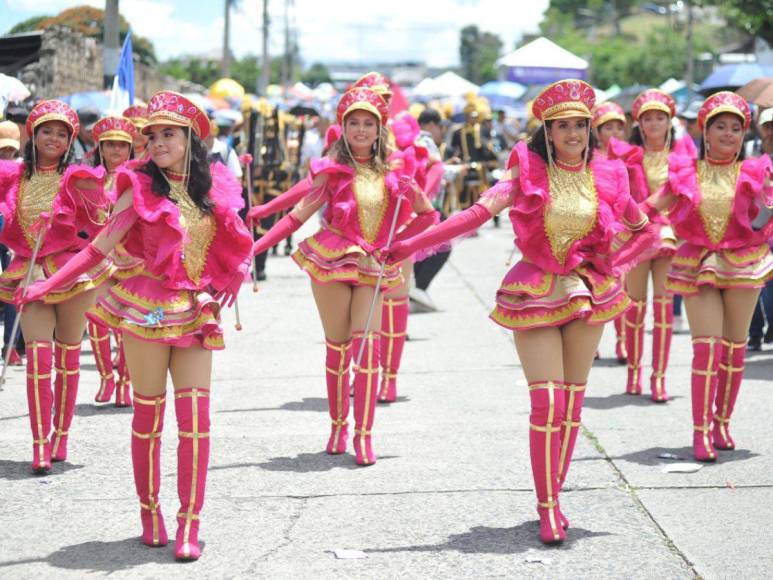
top-left (88, 161), bottom-right (253, 350)
top-left (665, 154), bottom-right (773, 294)
top-left (0, 161), bottom-right (110, 303)
top-left (489, 141), bottom-right (646, 330)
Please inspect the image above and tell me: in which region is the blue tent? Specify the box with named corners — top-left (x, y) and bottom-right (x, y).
top-left (699, 63), bottom-right (773, 95)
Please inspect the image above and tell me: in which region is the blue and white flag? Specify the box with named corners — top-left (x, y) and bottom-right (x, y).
top-left (109, 30), bottom-right (134, 113)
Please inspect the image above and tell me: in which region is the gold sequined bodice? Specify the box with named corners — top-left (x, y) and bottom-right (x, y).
top-left (169, 181), bottom-right (216, 284)
top-left (16, 171), bottom-right (60, 248)
top-left (697, 160), bottom-right (739, 246)
top-left (544, 167), bottom-right (599, 265)
top-left (642, 150), bottom-right (669, 194)
top-left (352, 165), bottom-right (387, 244)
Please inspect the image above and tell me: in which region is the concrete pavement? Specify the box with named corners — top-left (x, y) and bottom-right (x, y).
top-left (0, 219), bottom-right (771, 579)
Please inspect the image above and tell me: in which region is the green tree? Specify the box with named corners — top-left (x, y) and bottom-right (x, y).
top-left (700, 0), bottom-right (773, 43)
top-left (8, 16), bottom-right (49, 34)
top-left (459, 25), bottom-right (503, 85)
top-left (301, 63), bottom-right (332, 87)
top-left (10, 6), bottom-right (157, 63)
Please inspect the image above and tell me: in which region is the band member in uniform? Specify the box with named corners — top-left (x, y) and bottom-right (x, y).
top-left (384, 80), bottom-right (652, 544)
top-left (647, 92), bottom-right (772, 461)
top-left (0, 100), bottom-right (110, 473)
top-left (21, 91), bottom-right (253, 560)
top-left (247, 87), bottom-right (435, 465)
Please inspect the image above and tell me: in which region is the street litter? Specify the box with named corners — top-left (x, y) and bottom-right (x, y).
top-left (657, 453), bottom-right (683, 460)
top-left (333, 549), bottom-right (368, 559)
top-left (662, 463), bottom-right (704, 474)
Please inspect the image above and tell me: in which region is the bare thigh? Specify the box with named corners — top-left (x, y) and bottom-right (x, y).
top-left (626, 261), bottom-right (652, 301)
top-left (350, 284), bottom-right (381, 331)
top-left (54, 289), bottom-right (97, 343)
top-left (122, 334), bottom-right (170, 397)
top-left (561, 318), bottom-right (605, 384)
top-left (383, 260), bottom-right (413, 299)
top-left (513, 326), bottom-right (564, 383)
top-left (684, 287), bottom-right (724, 338)
top-left (722, 287), bottom-right (761, 342)
top-left (20, 302), bottom-right (56, 342)
top-left (169, 343), bottom-right (213, 391)
top-left (650, 257), bottom-right (671, 296)
top-left (310, 281), bottom-right (353, 342)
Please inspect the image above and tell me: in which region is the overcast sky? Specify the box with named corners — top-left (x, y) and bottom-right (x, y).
top-left (2, 0), bottom-right (550, 67)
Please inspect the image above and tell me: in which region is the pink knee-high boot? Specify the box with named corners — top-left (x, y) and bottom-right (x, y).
top-left (352, 331), bottom-right (380, 466)
top-left (379, 297), bottom-right (409, 403)
top-left (89, 321), bottom-right (116, 403)
top-left (529, 380), bottom-right (567, 545)
top-left (26, 341), bottom-right (53, 474)
top-left (556, 381), bottom-right (587, 529)
top-left (650, 295), bottom-right (673, 402)
top-left (174, 388), bottom-right (210, 561)
top-left (325, 339), bottom-right (352, 454)
top-left (131, 392), bottom-right (168, 547)
top-left (614, 316), bottom-right (627, 363)
top-left (713, 339), bottom-right (747, 450)
top-left (50, 340), bottom-right (81, 462)
top-left (691, 337), bottom-right (721, 462)
top-left (624, 300), bottom-right (646, 395)
top-left (114, 332), bottom-right (132, 407)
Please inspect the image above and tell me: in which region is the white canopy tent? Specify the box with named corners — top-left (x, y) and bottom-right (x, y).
top-left (412, 71), bottom-right (479, 99)
top-left (496, 37), bottom-right (589, 85)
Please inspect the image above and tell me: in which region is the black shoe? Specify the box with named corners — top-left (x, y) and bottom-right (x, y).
top-left (749, 336), bottom-right (762, 351)
top-left (284, 245), bottom-right (293, 256)
top-left (764, 327), bottom-right (773, 344)
top-left (256, 270), bottom-right (267, 281)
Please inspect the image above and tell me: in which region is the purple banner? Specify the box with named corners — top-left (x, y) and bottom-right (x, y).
top-left (505, 66), bottom-right (588, 84)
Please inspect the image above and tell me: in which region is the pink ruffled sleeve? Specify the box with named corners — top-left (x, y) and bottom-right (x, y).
top-left (202, 163), bottom-right (254, 292)
top-left (607, 138), bottom-right (649, 202)
top-left (665, 155), bottom-right (699, 225)
top-left (673, 135), bottom-right (698, 159)
top-left (734, 156), bottom-right (773, 243)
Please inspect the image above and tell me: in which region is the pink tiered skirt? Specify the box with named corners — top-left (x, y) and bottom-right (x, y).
top-left (292, 228), bottom-right (401, 289)
top-left (666, 242), bottom-right (773, 295)
top-left (490, 260), bottom-right (629, 331)
top-left (87, 271), bottom-right (224, 350)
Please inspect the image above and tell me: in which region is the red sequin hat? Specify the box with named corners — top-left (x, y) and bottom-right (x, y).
top-left (592, 101), bottom-right (626, 128)
top-left (92, 116), bottom-right (137, 144)
top-left (698, 91), bottom-right (751, 131)
top-left (353, 71), bottom-right (392, 97)
top-left (631, 89), bottom-right (676, 121)
top-left (25, 99), bottom-right (79, 138)
top-left (532, 79), bottom-right (596, 122)
top-left (122, 104), bottom-right (149, 129)
top-left (142, 91), bottom-right (210, 140)
top-left (336, 87), bottom-right (389, 126)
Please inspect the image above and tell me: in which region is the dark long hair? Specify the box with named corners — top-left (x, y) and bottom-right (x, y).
top-left (629, 124), bottom-right (677, 150)
top-left (698, 115), bottom-right (747, 161)
top-left (92, 142), bottom-right (135, 169)
top-left (527, 120), bottom-right (597, 164)
top-left (22, 131), bottom-right (74, 179)
top-left (138, 129), bottom-right (214, 213)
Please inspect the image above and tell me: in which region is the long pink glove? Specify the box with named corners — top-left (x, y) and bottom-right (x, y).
top-left (622, 197), bottom-right (649, 230)
top-left (250, 214), bottom-right (303, 258)
top-left (386, 203), bottom-right (491, 263)
top-left (246, 177), bottom-right (313, 224)
top-left (395, 210), bottom-right (439, 242)
top-left (17, 245), bottom-right (107, 306)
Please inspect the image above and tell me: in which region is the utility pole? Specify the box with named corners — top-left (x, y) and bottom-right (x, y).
top-left (222, 0), bottom-right (232, 78)
top-left (685, 0), bottom-right (694, 102)
top-left (259, 0), bottom-right (270, 95)
top-left (281, 0), bottom-right (289, 98)
top-left (103, 0), bottom-right (120, 89)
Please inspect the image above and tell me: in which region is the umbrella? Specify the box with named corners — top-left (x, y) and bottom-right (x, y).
top-left (736, 77), bottom-right (773, 109)
top-left (209, 78), bottom-right (245, 100)
top-left (699, 63), bottom-right (773, 95)
top-left (57, 91), bottom-right (113, 113)
top-left (289, 104), bottom-right (320, 117)
top-left (478, 81), bottom-right (526, 110)
top-left (0, 73), bottom-right (31, 104)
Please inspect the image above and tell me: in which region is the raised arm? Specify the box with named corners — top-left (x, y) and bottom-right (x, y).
top-left (18, 190), bottom-right (137, 305)
top-left (246, 173), bottom-right (319, 224)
